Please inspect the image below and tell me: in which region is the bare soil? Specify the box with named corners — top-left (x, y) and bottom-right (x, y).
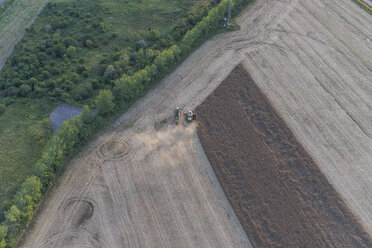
top-left (196, 64), bottom-right (372, 248)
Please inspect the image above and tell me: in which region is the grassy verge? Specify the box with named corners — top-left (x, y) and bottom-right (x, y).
top-left (0, 99), bottom-right (56, 215)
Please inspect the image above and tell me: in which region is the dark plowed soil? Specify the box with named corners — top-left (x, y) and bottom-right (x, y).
top-left (196, 64), bottom-right (372, 248)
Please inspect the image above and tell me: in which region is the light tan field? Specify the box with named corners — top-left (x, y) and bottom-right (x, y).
top-left (23, 0), bottom-right (371, 247)
top-left (0, 0), bottom-right (47, 69)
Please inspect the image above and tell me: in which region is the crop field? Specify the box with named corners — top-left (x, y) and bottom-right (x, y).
top-left (196, 64), bottom-right (371, 247)
top-left (0, 0), bottom-right (212, 224)
top-left (22, 0), bottom-right (372, 247)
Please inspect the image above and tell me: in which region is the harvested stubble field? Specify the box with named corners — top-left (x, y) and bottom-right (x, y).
top-left (196, 64), bottom-right (372, 247)
top-left (23, 0), bottom-right (372, 247)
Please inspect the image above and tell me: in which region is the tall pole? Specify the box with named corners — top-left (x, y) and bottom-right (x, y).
top-left (227, 0), bottom-right (232, 28)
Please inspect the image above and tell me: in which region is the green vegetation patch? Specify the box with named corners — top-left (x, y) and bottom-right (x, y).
top-left (0, 99), bottom-right (55, 215)
top-left (0, 0), bottom-right (213, 104)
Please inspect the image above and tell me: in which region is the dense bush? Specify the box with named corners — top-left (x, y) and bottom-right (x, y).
top-left (0, 0), bottom-right (184, 103)
top-left (95, 89), bottom-right (115, 115)
top-left (0, 0), bottom-right (105, 101)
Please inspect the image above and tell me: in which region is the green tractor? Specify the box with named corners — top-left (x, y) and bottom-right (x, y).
top-left (175, 107), bottom-right (181, 124)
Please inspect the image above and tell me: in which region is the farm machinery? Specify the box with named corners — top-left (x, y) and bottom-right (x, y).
top-left (174, 107), bottom-right (196, 124)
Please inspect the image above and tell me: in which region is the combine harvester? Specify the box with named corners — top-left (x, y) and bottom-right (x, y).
top-left (185, 110), bottom-right (196, 122)
top-left (174, 107), bottom-right (196, 124)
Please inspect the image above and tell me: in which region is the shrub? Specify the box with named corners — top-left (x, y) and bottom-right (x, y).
top-left (76, 65), bottom-right (86, 74)
top-left (138, 39), bottom-right (147, 49)
top-left (85, 39), bottom-right (94, 48)
top-left (72, 82), bottom-right (93, 100)
top-left (95, 89), bottom-right (115, 115)
top-left (5, 206), bottom-right (20, 224)
top-left (18, 85), bottom-right (31, 97)
top-left (103, 65), bottom-right (116, 83)
top-left (66, 46), bottom-right (76, 58)
top-left (44, 24), bottom-right (53, 33)
top-left (80, 105), bottom-right (95, 124)
top-left (147, 30), bottom-right (161, 43)
top-left (113, 79), bottom-right (132, 102)
top-left (130, 52), bottom-right (138, 61)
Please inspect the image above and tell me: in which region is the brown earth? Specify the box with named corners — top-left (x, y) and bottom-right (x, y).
top-left (196, 64), bottom-right (372, 248)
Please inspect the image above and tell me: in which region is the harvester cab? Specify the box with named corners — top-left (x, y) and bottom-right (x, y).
top-left (174, 108), bottom-right (196, 124)
top-left (186, 111), bottom-right (196, 122)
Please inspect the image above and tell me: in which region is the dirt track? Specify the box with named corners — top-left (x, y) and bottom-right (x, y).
top-left (23, 0), bottom-right (372, 247)
top-left (197, 64), bottom-right (372, 247)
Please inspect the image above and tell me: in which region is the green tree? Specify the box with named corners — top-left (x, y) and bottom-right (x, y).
top-left (33, 161), bottom-right (54, 190)
top-left (85, 39), bottom-right (94, 48)
top-left (80, 105), bottom-right (95, 124)
top-left (5, 205), bottom-right (21, 223)
top-left (113, 79), bottom-right (132, 102)
top-left (103, 65), bottom-right (116, 82)
top-left (13, 176), bottom-right (42, 211)
top-left (72, 82), bottom-right (93, 100)
top-left (66, 45), bottom-right (76, 58)
top-left (138, 39), bottom-right (147, 49)
top-left (95, 89), bottom-right (115, 115)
